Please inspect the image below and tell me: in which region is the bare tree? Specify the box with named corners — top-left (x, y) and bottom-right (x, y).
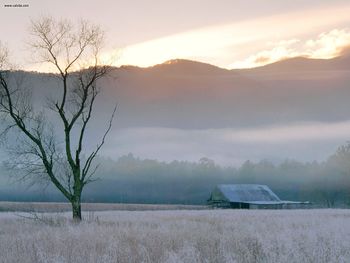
top-left (0, 17), bottom-right (116, 221)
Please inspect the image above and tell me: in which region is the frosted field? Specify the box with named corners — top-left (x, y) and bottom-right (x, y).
top-left (1, 209), bottom-right (350, 263)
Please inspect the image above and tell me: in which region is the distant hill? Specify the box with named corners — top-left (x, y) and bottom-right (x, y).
top-left (4, 53), bottom-right (350, 130)
top-left (104, 54), bottom-right (350, 129)
top-left (242, 54), bottom-right (350, 73)
top-left (147, 59), bottom-right (229, 75)
top-left (1, 54), bottom-right (350, 165)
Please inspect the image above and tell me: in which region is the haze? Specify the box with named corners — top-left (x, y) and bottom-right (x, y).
top-left (1, 0), bottom-right (350, 166)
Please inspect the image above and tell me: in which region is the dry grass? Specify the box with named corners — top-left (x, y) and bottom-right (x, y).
top-left (0, 209), bottom-right (349, 263)
top-left (0, 201), bottom-right (206, 212)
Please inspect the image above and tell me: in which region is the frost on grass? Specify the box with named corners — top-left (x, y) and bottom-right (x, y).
top-left (0, 210), bottom-right (350, 263)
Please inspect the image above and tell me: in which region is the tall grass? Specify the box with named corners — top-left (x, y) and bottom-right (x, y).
top-left (0, 209), bottom-right (349, 263)
top-left (0, 202), bottom-right (206, 212)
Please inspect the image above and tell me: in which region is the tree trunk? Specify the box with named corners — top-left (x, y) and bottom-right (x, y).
top-left (72, 198), bottom-right (82, 221)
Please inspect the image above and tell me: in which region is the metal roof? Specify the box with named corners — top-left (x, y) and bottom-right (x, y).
top-left (216, 184), bottom-right (281, 203)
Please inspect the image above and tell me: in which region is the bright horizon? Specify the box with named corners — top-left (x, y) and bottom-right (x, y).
top-left (0, 0), bottom-right (350, 72)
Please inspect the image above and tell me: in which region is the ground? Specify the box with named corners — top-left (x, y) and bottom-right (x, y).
top-left (0, 204), bottom-right (349, 263)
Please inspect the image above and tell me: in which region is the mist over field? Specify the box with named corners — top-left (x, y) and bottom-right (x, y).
top-left (2, 52), bottom-right (350, 166)
top-left (102, 122), bottom-right (349, 165)
top-left (1, 147), bottom-right (350, 207)
top-left (1, 52), bottom-right (350, 206)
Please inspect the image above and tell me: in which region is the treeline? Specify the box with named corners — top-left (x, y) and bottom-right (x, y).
top-left (1, 145), bottom-right (350, 207)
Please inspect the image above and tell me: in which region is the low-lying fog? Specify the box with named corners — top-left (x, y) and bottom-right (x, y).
top-left (101, 120), bottom-right (349, 166)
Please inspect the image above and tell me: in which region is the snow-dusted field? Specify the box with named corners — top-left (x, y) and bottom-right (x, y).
top-left (1, 209), bottom-right (350, 263)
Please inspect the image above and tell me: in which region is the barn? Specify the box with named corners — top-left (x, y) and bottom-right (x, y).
top-left (207, 184), bottom-right (309, 209)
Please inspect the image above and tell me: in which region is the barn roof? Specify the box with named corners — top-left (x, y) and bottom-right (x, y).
top-left (216, 184), bottom-right (281, 203)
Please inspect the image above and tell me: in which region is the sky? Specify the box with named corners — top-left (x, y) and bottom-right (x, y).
top-left (1, 0), bottom-right (350, 71)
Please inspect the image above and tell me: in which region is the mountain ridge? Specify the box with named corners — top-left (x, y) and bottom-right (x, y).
top-left (119, 54), bottom-right (350, 74)
top-left (21, 52), bottom-right (350, 76)
top-left (5, 51), bottom-right (350, 129)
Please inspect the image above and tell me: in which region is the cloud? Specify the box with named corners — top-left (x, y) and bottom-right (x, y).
top-left (229, 43), bottom-right (300, 69)
top-left (100, 121), bottom-right (350, 165)
top-left (96, 3), bottom-right (350, 70)
top-left (230, 28), bottom-right (350, 68)
top-left (306, 29), bottom-right (350, 58)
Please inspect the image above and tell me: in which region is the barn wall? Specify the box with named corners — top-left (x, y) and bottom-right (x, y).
top-left (230, 202), bottom-right (249, 209)
top-left (248, 204), bottom-right (282, 209)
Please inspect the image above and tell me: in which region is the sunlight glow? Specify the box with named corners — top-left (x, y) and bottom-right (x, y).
top-left (27, 3), bottom-right (350, 72)
top-left (100, 4), bottom-right (350, 70)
